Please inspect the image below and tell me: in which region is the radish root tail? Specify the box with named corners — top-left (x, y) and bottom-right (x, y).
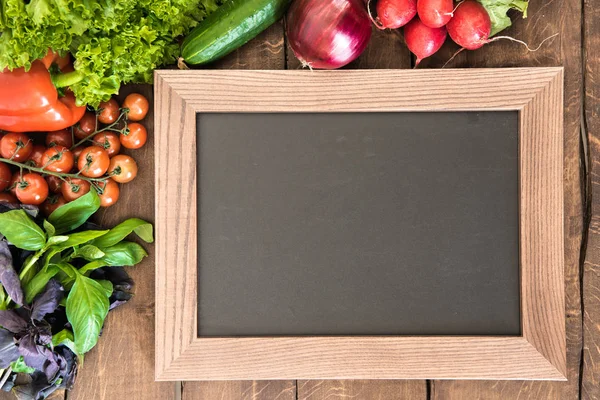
top-left (177, 57), bottom-right (189, 70)
top-left (367, 0), bottom-right (386, 30)
top-left (451, 1), bottom-right (464, 13)
top-left (442, 48), bottom-right (465, 68)
top-left (489, 32), bottom-right (559, 52)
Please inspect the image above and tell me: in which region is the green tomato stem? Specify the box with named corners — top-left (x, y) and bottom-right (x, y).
top-left (52, 71), bottom-right (85, 89)
top-left (0, 157), bottom-right (109, 183)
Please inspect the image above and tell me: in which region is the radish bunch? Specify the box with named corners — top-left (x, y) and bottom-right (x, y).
top-left (371, 0), bottom-right (495, 65)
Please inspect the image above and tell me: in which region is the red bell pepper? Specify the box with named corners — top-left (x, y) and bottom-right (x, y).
top-left (0, 50), bottom-right (86, 133)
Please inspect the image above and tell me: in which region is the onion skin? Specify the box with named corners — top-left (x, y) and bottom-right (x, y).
top-left (286, 0), bottom-right (372, 69)
top-left (404, 16), bottom-right (447, 65)
top-left (447, 1), bottom-right (491, 50)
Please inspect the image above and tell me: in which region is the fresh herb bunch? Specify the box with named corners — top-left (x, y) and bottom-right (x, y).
top-left (0, 0), bottom-right (224, 107)
top-left (0, 190), bottom-right (152, 399)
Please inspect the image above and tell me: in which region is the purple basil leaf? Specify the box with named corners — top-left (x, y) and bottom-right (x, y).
top-left (13, 371), bottom-right (60, 400)
top-left (18, 334), bottom-right (60, 382)
top-left (0, 310), bottom-right (27, 334)
top-left (0, 328), bottom-right (19, 369)
top-left (0, 241), bottom-right (24, 306)
top-left (31, 280), bottom-right (64, 322)
top-left (54, 346), bottom-right (78, 389)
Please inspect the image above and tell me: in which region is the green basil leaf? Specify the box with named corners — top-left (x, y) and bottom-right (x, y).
top-left (48, 190), bottom-right (101, 234)
top-left (43, 220), bottom-right (56, 237)
top-left (20, 255), bottom-right (39, 288)
top-left (10, 356), bottom-right (35, 374)
top-left (100, 242), bottom-right (148, 266)
top-left (24, 265), bottom-right (60, 304)
top-left (52, 329), bottom-right (78, 355)
top-left (66, 273), bottom-right (110, 355)
top-left (76, 245), bottom-right (105, 260)
top-left (54, 230), bottom-right (109, 251)
top-left (46, 236), bottom-right (70, 247)
top-left (79, 260), bottom-right (108, 275)
top-left (0, 210), bottom-right (46, 250)
top-left (97, 280), bottom-right (113, 297)
top-left (90, 218), bottom-right (154, 249)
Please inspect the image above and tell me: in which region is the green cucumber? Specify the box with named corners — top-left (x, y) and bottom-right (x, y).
top-left (182, 0), bottom-right (291, 65)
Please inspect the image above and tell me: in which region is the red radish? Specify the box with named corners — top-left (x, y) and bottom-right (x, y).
top-left (287, 0), bottom-right (372, 69)
top-left (447, 1), bottom-right (491, 50)
top-left (417, 0), bottom-right (454, 28)
top-left (404, 16), bottom-right (447, 66)
top-left (375, 0), bottom-right (417, 29)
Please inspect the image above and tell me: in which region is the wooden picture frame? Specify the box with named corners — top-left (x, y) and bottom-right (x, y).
top-left (154, 68), bottom-right (565, 381)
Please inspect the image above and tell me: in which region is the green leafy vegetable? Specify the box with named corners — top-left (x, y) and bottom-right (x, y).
top-left (52, 329), bottom-right (78, 356)
top-left (478, 0), bottom-right (529, 36)
top-left (24, 265), bottom-right (60, 303)
top-left (0, 210), bottom-right (46, 251)
top-left (66, 273), bottom-right (110, 355)
top-left (90, 218), bottom-right (154, 249)
top-left (76, 245), bottom-right (106, 260)
top-left (100, 242), bottom-right (148, 266)
top-left (48, 190), bottom-right (100, 234)
top-left (11, 356), bottom-right (35, 374)
top-left (0, 0), bottom-right (224, 107)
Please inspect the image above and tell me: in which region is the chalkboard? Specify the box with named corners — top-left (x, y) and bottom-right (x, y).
top-left (196, 111), bottom-right (520, 337)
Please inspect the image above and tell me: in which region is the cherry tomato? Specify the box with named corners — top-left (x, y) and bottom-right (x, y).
top-left (45, 129), bottom-right (73, 148)
top-left (120, 123), bottom-right (147, 149)
top-left (108, 155), bottom-right (137, 183)
top-left (15, 173), bottom-right (49, 205)
top-left (41, 195), bottom-right (67, 216)
top-left (71, 146), bottom-right (84, 164)
top-left (74, 112), bottom-right (97, 140)
top-left (0, 132), bottom-right (33, 161)
top-left (0, 192), bottom-right (17, 204)
top-left (97, 179), bottom-right (119, 207)
top-left (8, 172), bottom-right (20, 196)
top-left (27, 145), bottom-right (47, 168)
top-left (122, 93), bottom-right (149, 122)
top-left (98, 98), bottom-right (120, 124)
top-left (46, 175), bottom-right (63, 193)
top-left (41, 146), bottom-right (74, 173)
top-left (61, 178), bottom-right (91, 202)
top-left (77, 146), bottom-right (110, 178)
top-left (93, 132), bottom-right (121, 157)
top-left (0, 162), bottom-right (11, 192)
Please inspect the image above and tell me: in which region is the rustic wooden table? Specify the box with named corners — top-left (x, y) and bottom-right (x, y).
top-left (25, 0), bottom-right (599, 398)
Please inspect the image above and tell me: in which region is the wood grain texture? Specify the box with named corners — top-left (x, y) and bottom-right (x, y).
top-left (582, 0), bottom-right (600, 397)
top-left (298, 380), bottom-right (426, 400)
top-left (430, 0), bottom-right (584, 398)
top-left (68, 85), bottom-right (175, 400)
top-left (155, 68), bottom-right (565, 381)
top-left (181, 19), bottom-right (295, 400)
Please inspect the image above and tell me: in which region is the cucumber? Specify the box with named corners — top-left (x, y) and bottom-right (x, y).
top-left (182, 0), bottom-right (291, 65)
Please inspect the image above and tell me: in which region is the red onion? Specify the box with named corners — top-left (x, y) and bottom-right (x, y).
top-left (286, 0), bottom-right (372, 69)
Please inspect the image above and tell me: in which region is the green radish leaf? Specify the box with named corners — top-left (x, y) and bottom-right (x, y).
top-left (48, 190), bottom-right (101, 234)
top-left (478, 0), bottom-right (529, 36)
top-left (76, 245), bottom-right (105, 260)
top-left (24, 265), bottom-right (60, 304)
top-left (46, 236), bottom-right (70, 247)
top-left (52, 329), bottom-right (78, 355)
top-left (10, 356), bottom-right (35, 374)
top-left (90, 218), bottom-right (154, 249)
top-left (43, 220), bottom-right (56, 237)
top-left (100, 242), bottom-right (148, 266)
top-left (0, 210), bottom-right (46, 250)
top-left (66, 273), bottom-right (110, 355)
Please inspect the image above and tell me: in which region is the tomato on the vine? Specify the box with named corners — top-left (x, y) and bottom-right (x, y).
top-left (15, 173), bottom-right (49, 205)
top-left (0, 132), bottom-right (33, 161)
top-left (123, 93), bottom-right (149, 122)
top-left (41, 195), bottom-right (67, 216)
top-left (108, 155), bottom-right (137, 183)
top-left (71, 146), bottom-right (84, 164)
top-left (74, 112), bottom-right (96, 140)
top-left (46, 175), bottom-right (63, 193)
top-left (120, 123), bottom-right (147, 149)
top-left (27, 145), bottom-right (46, 168)
top-left (77, 146), bottom-right (110, 178)
top-left (45, 129), bottom-right (73, 148)
top-left (41, 146), bottom-right (74, 173)
top-left (93, 132), bottom-right (121, 157)
top-left (0, 162), bottom-right (11, 192)
top-left (97, 178), bottom-right (119, 207)
top-left (0, 192), bottom-right (17, 203)
top-left (61, 178), bottom-right (91, 202)
top-left (98, 98), bottom-right (120, 124)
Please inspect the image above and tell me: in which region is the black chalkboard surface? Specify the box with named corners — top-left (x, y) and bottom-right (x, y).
top-left (196, 112), bottom-right (520, 337)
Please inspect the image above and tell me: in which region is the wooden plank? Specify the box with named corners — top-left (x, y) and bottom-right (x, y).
top-left (429, 0), bottom-right (584, 398)
top-left (182, 19), bottom-right (293, 400)
top-left (298, 380), bottom-right (426, 400)
top-left (582, 0), bottom-right (600, 397)
top-left (68, 85), bottom-right (175, 400)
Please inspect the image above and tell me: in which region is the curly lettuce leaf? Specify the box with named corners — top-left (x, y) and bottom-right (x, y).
top-left (0, 0), bottom-right (224, 107)
top-left (478, 0), bottom-right (528, 37)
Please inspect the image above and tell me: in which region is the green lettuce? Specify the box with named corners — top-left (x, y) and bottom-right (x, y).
top-left (478, 0), bottom-right (529, 37)
top-left (0, 0), bottom-right (223, 107)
